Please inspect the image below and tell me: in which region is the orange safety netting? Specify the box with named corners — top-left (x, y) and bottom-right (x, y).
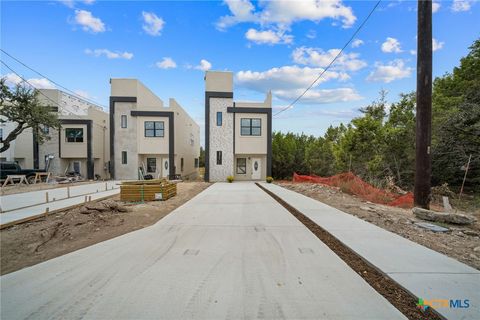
top-left (292, 172), bottom-right (413, 208)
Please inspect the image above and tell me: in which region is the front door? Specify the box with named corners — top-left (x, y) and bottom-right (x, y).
top-left (162, 158), bottom-right (169, 178)
top-left (251, 158), bottom-right (261, 180)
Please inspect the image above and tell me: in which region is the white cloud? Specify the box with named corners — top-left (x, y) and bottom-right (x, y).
top-left (245, 28), bottom-right (293, 45)
top-left (84, 0), bottom-right (95, 4)
top-left (451, 0), bottom-right (474, 12)
top-left (74, 9), bottom-right (105, 33)
top-left (351, 39), bottom-right (364, 48)
top-left (236, 66), bottom-right (348, 92)
top-left (275, 87), bottom-right (362, 104)
top-left (410, 50), bottom-right (416, 55)
top-left (292, 47), bottom-right (367, 72)
top-left (60, 0), bottom-right (75, 8)
top-left (306, 30), bottom-right (316, 39)
top-left (156, 57), bottom-right (177, 69)
top-left (217, 0), bottom-right (356, 30)
top-left (432, 2), bottom-right (441, 12)
top-left (381, 37), bottom-right (402, 53)
top-left (433, 38), bottom-right (444, 51)
top-left (3, 73), bottom-right (56, 89)
top-left (195, 59), bottom-right (212, 71)
top-left (85, 48), bottom-right (133, 60)
top-left (366, 59), bottom-right (412, 83)
top-left (142, 11), bottom-right (165, 36)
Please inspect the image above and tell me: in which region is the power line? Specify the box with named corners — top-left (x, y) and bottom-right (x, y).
top-left (274, 0), bottom-right (382, 117)
top-left (1, 60), bottom-right (107, 130)
top-left (0, 48), bottom-right (108, 109)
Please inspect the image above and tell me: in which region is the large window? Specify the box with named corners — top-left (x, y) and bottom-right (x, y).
top-left (236, 158), bottom-right (246, 174)
top-left (240, 118), bottom-right (261, 136)
top-left (121, 115), bottom-right (127, 128)
top-left (121, 151), bottom-right (127, 164)
top-left (216, 112), bottom-right (222, 126)
top-left (65, 128), bottom-right (84, 142)
top-left (216, 151), bottom-right (222, 165)
top-left (147, 158), bottom-right (156, 172)
top-left (145, 121), bottom-right (164, 137)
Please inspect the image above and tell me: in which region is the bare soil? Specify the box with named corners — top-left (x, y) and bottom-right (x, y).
top-left (258, 183), bottom-right (444, 320)
top-left (277, 181), bottom-right (480, 271)
top-left (0, 182), bottom-right (210, 275)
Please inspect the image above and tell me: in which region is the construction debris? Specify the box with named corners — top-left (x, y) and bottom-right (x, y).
top-left (414, 222), bottom-right (449, 233)
top-left (120, 179), bottom-right (177, 202)
top-left (80, 200), bottom-right (129, 214)
top-left (412, 207), bottom-right (477, 225)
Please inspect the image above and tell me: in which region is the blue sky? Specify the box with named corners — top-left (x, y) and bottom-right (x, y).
top-left (1, 0), bottom-right (479, 146)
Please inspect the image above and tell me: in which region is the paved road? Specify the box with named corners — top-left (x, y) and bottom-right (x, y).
top-left (0, 181), bottom-right (120, 226)
top-left (0, 182), bottom-right (405, 319)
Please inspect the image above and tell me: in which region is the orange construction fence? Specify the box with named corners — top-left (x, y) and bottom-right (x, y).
top-left (292, 172), bottom-right (413, 208)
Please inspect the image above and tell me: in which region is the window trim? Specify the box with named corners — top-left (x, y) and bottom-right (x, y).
top-left (240, 118), bottom-right (261, 136)
top-left (144, 121), bottom-right (165, 137)
top-left (216, 151), bottom-right (222, 165)
top-left (121, 115), bottom-right (127, 128)
top-left (65, 128), bottom-right (84, 143)
top-left (236, 158), bottom-right (247, 174)
top-left (216, 112), bottom-right (222, 126)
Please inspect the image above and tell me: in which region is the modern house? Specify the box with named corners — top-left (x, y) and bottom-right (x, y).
top-left (205, 71), bottom-right (272, 182)
top-left (110, 79), bottom-right (200, 180)
top-left (0, 89), bottom-right (110, 179)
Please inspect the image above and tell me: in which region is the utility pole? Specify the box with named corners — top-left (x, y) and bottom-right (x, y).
top-left (414, 0), bottom-right (433, 209)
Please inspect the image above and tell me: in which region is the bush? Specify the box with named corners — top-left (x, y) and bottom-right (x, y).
top-left (266, 176), bottom-right (274, 183)
top-left (227, 176), bottom-right (234, 183)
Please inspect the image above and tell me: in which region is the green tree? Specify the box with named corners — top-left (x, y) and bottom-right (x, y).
top-left (0, 78), bottom-right (60, 152)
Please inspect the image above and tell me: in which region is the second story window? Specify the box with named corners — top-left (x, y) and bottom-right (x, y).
top-left (121, 115), bottom-right (127, 128)
top-left (216, 151), bottom-right (222, 165)
top-left (145, 121), bottom-right (164, 137)
top-left (65, 128), bottom-right (84, 142)
top-left (216, 112), bottom-right (222, 126)
top-left (240, 118), bottom-right (261, 136)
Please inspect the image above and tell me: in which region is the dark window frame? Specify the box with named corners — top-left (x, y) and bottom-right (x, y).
top-left (216, 151), bottom-right (222, 165)
top-left (65, 128), bottom-right (84, 143)
top-left (144, 121), bottom-right (164, 137)
top-left (181, 158), bottom-right (184, 172)
top-left (146, 157), bottom-right (156, 172)
top-left (236, 158), bottom-right (247, 174)
top-left (240, 118), bottom-right (261, 136)
top-left (216, 112), bottom-right (222, 126)
top-left (121, 115), bottom-right (127, 128)
top-left (194, 158), bottom-right (199, 168)
top-left (121, 151), bottom-right (127, 164)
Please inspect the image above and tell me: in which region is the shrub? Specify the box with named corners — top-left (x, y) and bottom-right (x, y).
top-left (227, 176), bottom-right (234, 183)
top-left (266, 176), bottom-right (274, 183)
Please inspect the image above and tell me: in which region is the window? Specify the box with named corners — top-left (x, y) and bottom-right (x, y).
top-left (240, 118), bottom-right (261, 136)
top-left (194, 158), bottom-right (199, 168)
top-left (147, 158), bottom-right (156, 172)
top-left (121, 115), bottom-right (127, 128)
top-left (42, 126), bottom-right (49, 134)
top-left (121, 151), bottom-right (127, 164)
top-left (236, 158), bottom-right (246, 174)
top-left (181, 158), bottom-right (184, 172)
top-left (65, 128), bottom-right (84, 142)
top-left (0, 128), bottom-right (3, 142)
top-left (216, 112), bottom-right (222, 126)
top-left (145, 121), bottom-right (164, 137)
top-left (216, 151), bottom-right (222, 165)
top-left (72, 161), bottom-right (81, 174)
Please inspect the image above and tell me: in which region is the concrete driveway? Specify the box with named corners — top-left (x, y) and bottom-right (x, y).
top-left (0, 182), bottom-right (405, 319)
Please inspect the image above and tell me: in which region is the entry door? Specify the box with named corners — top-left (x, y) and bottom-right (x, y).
top-left (162, 158), bottom-right (169, 178)
top-left (251, 158), bottom-right (261, 180)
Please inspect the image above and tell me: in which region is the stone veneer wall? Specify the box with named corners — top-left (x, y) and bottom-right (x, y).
top-left (209, 97), bottom-right (233, 182)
